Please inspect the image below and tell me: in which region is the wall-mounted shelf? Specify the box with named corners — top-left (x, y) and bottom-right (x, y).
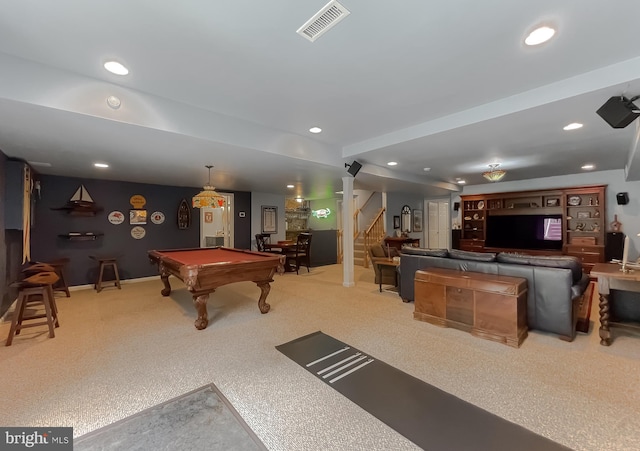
top-left (51, 185), bottom-right (103, 216)
top-left (58, 233), bottom-right (104, 241)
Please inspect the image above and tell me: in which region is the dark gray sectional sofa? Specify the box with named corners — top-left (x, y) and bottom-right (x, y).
top-left (398, 247), bottom-right (591, 341)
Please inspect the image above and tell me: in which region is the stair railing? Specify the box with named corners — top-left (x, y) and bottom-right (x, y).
top-left (362, 208), bottom-right (386, 268)
top-left (353, 191), bottom-right (377, 241)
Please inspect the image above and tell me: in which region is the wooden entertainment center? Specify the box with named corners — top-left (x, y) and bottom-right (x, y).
top-left (459, 185), bottom-right (606, 272)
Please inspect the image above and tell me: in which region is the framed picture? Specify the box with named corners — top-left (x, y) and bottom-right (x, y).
top-left (577, 211), bottom-right (591, 219)
top-left (129, 209), bottom-right (147, 225)
top-left (393, 215), bottom-right (400, 229)
top-left (261, 206), bottom-right (278, 234)
top-left (413, 209), bottom-right (423, 232)
top-left (546, 198), bottom-right (560, 207)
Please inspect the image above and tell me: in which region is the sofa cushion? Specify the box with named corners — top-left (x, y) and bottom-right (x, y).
top-left (400, 246), bottom-right (448, 257)
top-left (496, 253), bottom-right (582, 284)
top-left (448, 249), bottom-right (497, 262)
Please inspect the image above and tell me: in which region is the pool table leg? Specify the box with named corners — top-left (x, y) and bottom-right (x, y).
top-left (256, 281), bottom-right (271, 314)
top-left (160, 274), bottom-right (172, 296)
top-left (193, 293), bottom-right (209, 330)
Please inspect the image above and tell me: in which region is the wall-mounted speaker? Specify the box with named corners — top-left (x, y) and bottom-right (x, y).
top-left (606, 232), bottom-right (625, 262)
top-left (596, 96), bottom-right (640, 128)
top-left (453, 202), bottom-right (460, 211)
top-left (616, 192), bottom-right (629, 205)
top-left (345, 160), bottom-right (362, 177)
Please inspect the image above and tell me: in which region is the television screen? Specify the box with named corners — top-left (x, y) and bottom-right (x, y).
top-left (485, 214), bottom-right (563, 250)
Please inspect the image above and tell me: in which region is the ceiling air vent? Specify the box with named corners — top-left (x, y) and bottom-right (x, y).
top-left (296, 0), bottom-right (351, 42)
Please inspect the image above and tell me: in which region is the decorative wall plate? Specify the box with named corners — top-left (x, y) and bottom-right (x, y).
top-left (473, 213), bottom-right (479, 220)
top-left (477, 201), bottom-right (484, 209)
top-left (108, 210), bottom-right (125, 225)
top-left (568, 196), bottom-right (581, 206)
top-left (150, 211), bottom-right (165, 225)
top-left (131, 226), bottom-right (146, 239)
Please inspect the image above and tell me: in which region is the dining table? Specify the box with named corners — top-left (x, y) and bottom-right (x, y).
top-left (264, 240), bottom-right (298, 272)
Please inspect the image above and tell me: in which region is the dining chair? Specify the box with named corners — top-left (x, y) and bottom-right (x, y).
top-left (255, 233), bottom-right (272, 252)
top-left (287, 233), bottom-right (312, 274)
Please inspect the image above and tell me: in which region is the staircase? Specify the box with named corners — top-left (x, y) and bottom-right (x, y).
top-left (338, 192), bottom-right (385, 268)
top-left (354, 235), bottom-right (366, 267)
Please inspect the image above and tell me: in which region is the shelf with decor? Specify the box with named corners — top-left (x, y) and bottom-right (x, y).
top-left (51, 184), bottom-right (103, 216)
top-left (459, 185), bottom-right (606, 271)
top-left (58, 232), bottom-right (104, 241)
top-left (285, 198), bottom-right (310, 237)
top-left (563, 185), bottom-right (606, 272)
top-left (461, 196), bottom-right (487, 245)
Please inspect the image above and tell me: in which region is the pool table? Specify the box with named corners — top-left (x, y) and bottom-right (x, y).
top-left (148, 247), bottom-right (284, 330)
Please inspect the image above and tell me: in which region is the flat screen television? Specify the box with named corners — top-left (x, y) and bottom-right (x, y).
top-left (485, 214), bottom-right (563, 250)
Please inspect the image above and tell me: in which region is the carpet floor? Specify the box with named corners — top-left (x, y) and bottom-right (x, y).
top-left (1, 264), bottom-right (639, 450)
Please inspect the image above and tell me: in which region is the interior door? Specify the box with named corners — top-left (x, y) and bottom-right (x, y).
top-left (200, 193), bottom-right (234, 248)
top-left (437, 201), bottom-right (450, 248)
top-left (426, 199), bottom-right (450, 249)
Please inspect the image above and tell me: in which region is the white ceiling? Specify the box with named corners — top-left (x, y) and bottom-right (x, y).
top-left (2, 0), bottom-right (640, 199)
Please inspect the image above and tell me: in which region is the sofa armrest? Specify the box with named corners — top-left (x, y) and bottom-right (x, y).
top-left (571, 274), bottom-right (590, 300)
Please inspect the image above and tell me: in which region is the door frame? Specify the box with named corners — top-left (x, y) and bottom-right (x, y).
top-left (200, 193), bottom-right (234, 248)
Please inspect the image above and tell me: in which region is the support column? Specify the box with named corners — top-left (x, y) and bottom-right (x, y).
top-left (342, 176), bottom-right (355, 287)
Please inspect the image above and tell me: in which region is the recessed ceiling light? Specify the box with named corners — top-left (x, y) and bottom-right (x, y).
top-left (423, 167), bottom-right (431, 172)
top-left (563, 122), bottom-right (583, 131)
top-left (309, 127), bottom-right (322, 133)
top-left (581, 164), bottom-right (595, 170)
top-left (106, 95), bottom-right (121, 109)
top-left (387, 161), bottom-right (398, 166)
top-left (94, 163), bottom-right (109, 168)
top-left (104, 61), bottom-right (129, 75)
top-left (525, 26), bottom-right (556, 46)
top-left (287, 184), bottom-right (295, 189)
top-left (457, 179), bottom-right (466, 184)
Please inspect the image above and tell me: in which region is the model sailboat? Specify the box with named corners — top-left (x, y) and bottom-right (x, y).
top-left (51, 184), bottom-right (103, 215)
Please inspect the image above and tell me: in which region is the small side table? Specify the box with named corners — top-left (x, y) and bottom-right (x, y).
top-left (375, 260), bottom-right (400, 292)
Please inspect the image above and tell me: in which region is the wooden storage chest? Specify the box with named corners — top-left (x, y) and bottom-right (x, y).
top-left (414, 268), bottom-right (528, 347)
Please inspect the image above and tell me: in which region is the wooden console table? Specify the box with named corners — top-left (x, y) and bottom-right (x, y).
top-left (414, 268), bottom-right (528, 347)
top-left (590, 262), bottom-right (640, 346)
top-left (384, 236), bottom-right (420, 250)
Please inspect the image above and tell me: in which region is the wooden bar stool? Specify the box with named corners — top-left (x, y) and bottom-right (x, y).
top-left (25, 259), bottom-right (71, 297)
top-left (90, 256), bottom-right (121, 292)
top-left (6, 271), bottom-right (60, 346)
top-left (22, 263), bottom-right (58, 314)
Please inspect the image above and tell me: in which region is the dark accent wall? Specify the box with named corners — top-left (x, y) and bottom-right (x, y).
top-left (0, 150), bottom-right (8, 315)
top-left (309, 230), bottom-right (338, 266)
top-left (31, 175), bottom-right (251, 287)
